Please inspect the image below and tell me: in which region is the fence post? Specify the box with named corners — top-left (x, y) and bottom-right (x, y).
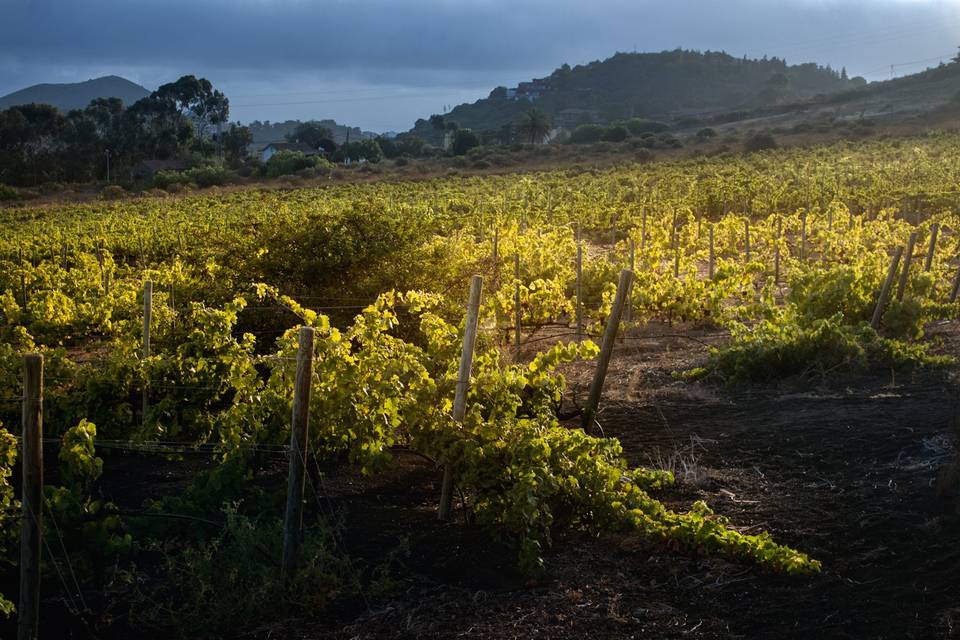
top-left (492, 227), bottom-right (499, 287)
top-left (774, 216), bottom-right (782, 283)
top-left (142, 280), bottom-right (152, 424)
top-left (282, 326), bottom-right (315, 580)
top-left (624, 238), bottom-right (634, 327)
top-left (17, 247), bottom-right (27, 310)
top-left (641, 207), bottom-right (647, 252)
top-left (801, 211), bottom-right (807, 262)
top-left (439, 275), bottom-right (483, 521)
top-left (18, 353), bottom-right (43, 640)
top-left (744, 219), bottom-right (751, 262)
top-left (924, 223), bottom-right (939, 272)
top-left (514, 253), bottom-right (521, 355)
top-left (950, 262), bottom-right (960, 303)
top-left (872, 247), bottom-right (904, 329)
top-left (582, 270), bottom-right (634, 430)
top-left (896, 231), bottom-right (918, 301)
top-left (576, 238), bottom-right (583, 343)
top-left (708, 224), bottom-right (715, 279)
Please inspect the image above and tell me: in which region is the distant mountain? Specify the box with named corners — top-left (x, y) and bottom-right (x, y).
top-left (0, 75), bottom-right (151, 112)
top-left (409, 49), bottom-right (866, 142)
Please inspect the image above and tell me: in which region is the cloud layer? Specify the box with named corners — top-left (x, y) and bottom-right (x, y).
top-left (2, 0), bottom-right (959, 130)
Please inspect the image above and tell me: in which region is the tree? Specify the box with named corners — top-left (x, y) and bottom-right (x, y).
top-left (286, 122), bottom-right (335, 151)
top-left (517, 108), bottom-right (552, 144)
top-left (222, 124), bottom-right (254, 164)
top-left (450, 129), bottom-right (480, 156)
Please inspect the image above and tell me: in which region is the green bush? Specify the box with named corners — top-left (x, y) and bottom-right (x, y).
top-left (601, 125), bottom-right (629, 142)
top-left (623, 118), bottom-right (671, 135)
top-left (0, 184), bottom-right (20, 201)
top-left (569, 124), bottom-right (606, 144)
top-left (744, 132), bottom-right (778, 152)
top-left (264, 151), bottom-right (318, 178)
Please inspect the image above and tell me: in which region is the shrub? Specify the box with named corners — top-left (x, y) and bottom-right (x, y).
top-left (744, 132), bottom-right (778, 152)
top-left (264, 150), bottom-right (317, 178)
top-left (99, 184), bottom-right (126, 200)
top-left (623, 118), bottom-right (671, 135)
top-left (569, 124), bottom-right (606, 144)
top-left (696, 128), bottom-right (718, 141)
top-left (0, 184), bottom-right (20, 201)
top-left (601, 125), bottom-right (629, 142)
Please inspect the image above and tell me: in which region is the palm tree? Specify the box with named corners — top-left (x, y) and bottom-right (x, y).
top-left (517, 108), bottom-right (552, 144)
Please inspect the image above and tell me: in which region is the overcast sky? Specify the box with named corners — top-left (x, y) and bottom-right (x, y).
top-left (1, 0), bottom-right (959, 132)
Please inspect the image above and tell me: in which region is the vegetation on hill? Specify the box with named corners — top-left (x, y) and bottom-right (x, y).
top-left (409, 49), bottom-right (865, 143)
top-left (0, 75), bottom-right (150, 113)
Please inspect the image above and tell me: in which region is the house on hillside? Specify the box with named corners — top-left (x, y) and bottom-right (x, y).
top-left (513, 78), bottom-right (552, 102)
top-left (130, 159), bottom-right (190, 181)
top-left (259, 141), bottom-right (323, 163)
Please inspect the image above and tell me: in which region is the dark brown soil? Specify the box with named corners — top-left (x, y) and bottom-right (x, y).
top-left (256, 323), bottom-right (960, 640)
top-left (22, 322), bottom-right (960, 639)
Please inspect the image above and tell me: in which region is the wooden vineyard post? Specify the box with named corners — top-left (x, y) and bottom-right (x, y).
top-left (744, 219), bottom-right (751, 262)
top-left (514, 253), bottom-right (521, 355)
top-left (582, 270), bottom-right (634, 430)
top-left (18, 353), bottom-right (43, 640)
top-left (492, 227), bottom-right (499, 287)
top-left (673, 241), bottom-right (680, 278)
top-left (774, 216), bottom-right (782, 283)
top-left (282, 326), bottom-right (315, 580)
top-left (950, 263), bottom-right (960, 303)
top-left (801, 211), bottom-right (807, 262)
top-left (439, 275), bottom-right (483, 521)
top-left (924, 223), bottom-right (939, 272)
top-left (640, 207), bottom-right (648, 252)
top-left (576, 239), bottom-right (583, 343)
top-left (95, 241), bottom-right (108, 294)
top-left (610, 214), bottom-right (618, 247)
top-left (896, 231), bottom-right (918, 301)
top-left (621, 239), bottom-right (635, 343)
top-left (18, 247), bottom-right (28, 310)
top-left (670, 209), bottom-right (678, 250)
top-left (872, 247), bottom-right (904, 330)
top-left (708, 224), bottom-right (715, 279)
top-left (142, 280), bottom-right (152, 424)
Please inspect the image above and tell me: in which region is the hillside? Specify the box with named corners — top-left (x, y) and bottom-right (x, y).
top-left (409, 49), bottom-right (865, 142)
top-left (0, 75), bottom-right (151, 112)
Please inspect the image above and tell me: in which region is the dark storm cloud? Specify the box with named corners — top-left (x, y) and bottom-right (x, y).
top-left (1, 0), bottom-right (959, 130)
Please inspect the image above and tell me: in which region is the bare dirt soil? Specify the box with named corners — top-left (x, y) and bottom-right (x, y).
top-left (28, 321), bottom-right (960, 639)
top-left (255, 322), bottom-right (960, 640)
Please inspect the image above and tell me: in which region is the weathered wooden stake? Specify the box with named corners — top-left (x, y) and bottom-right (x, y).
top-left (708, 224), bottom-right (715, 279)
top-left (576, 241), bottom-right (583, 343)
top-left (514, 253), bottom-right (521, 354)
top-left (896, 232), bottom-right (918, 301)
top-left (142, 280), bottom-right (152, 424)
top-left (492, 227), bottom-right (499, 287)
top-left (801, 212), bottom-right (808, 262)
top-left (18, 354), bottom-right (43, 640)
top-left (582, 270), bottom-right (634, 430)
top-left (872, 247), bottom-right (904, 329)
top-left (950, 263), bottom-right (960, 303)
top-left (744, 219), bottom-right (751, 262)
top-left (282, 326), bottom-right (315, 580)
top-left (774, 217), bottom-right (782, 283)
top-left (924, 223), bottom-right (939, 272)
top-left (439, 275), bottom-right (483, 521)
top-left (640, 207), bottom-right (647, 252)
top-left (621, 239), bottom-right (634, 343)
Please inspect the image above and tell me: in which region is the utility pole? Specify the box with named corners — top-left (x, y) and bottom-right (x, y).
top-left (105, 149), bottom-right (111, 183)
